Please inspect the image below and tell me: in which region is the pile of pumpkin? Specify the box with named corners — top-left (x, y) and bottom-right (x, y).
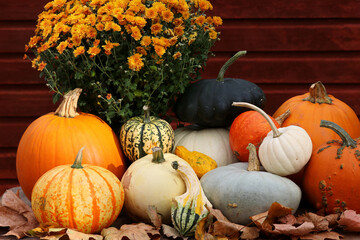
top-left (15, 51), bottom-right (360, 237)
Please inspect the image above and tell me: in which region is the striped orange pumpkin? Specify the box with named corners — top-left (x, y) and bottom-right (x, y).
top-left (31, 147), bottom-right (125, 234)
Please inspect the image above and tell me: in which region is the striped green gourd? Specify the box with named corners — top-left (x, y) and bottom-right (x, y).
top-left (120, 105), bottom-right (175, 162)
top-left (171, 160), bottom-right (212, 237)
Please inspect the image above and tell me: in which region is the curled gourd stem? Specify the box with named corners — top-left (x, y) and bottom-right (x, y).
top-left (320, 120), bottom-right (357, 148)
top-left (303, 81), bottom-right (333, 104)
top-left (246, 143), bottom-right (260, 171)
top-left (55, 88), bottom-right (82, 118)
top-left (151, 147), bottom-right (165, 164)
top-left (143, 105), bottom-right (151, 124)
top-left (71, 147), bottom-right (85, 169)
top-left (275, 109), bottom-right (291, 126)
top-left (216, 50), bottom-right (247, 82)
top-left (232, 102), bottom-right (281, 138)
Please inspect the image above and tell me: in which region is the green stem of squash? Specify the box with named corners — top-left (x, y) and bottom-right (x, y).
top-left (152, 147), bottom-right (165, 163)
top-left (143, 105), bottom-right (151, 124)
top-left (71, 147), bottom-right (85, 169)
top-left (232, 102), bottom-right (281, 138)
top-left (320, 120), bottom-right (357, 148)
top-left (216, 50), bottom-right (247, 82)
top-left (303, 81), bottom-right (333, 104)
top-left (54, 88), bottom-right (82, 118)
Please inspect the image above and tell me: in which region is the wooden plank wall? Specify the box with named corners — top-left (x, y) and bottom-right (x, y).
top-left (1, 0), bottom-right (360, 195)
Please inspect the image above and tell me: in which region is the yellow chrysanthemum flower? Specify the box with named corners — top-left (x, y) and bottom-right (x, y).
top-left (130, 26), bottom-right (142, 41)
top-left (128, 53), bottom-right (144, 71)
top-left (141, 36), bottom-right (152, 46)
top-left (151, 23), bottom-right (163, 35)
top-left (162, 10), bottom-right (174, 23)
top-left (73, 46), bottom-right (85, 57)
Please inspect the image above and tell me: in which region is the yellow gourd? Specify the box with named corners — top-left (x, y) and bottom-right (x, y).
top-left (175, 146), bottom-right (217, 178)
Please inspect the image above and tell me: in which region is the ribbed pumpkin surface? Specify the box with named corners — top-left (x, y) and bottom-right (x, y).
top-left (120, 114), bottom-right (174, 162)
top-left (16, 112), bottom-right (126, 200)
top-left (31, 163), bottom-right (124, 234)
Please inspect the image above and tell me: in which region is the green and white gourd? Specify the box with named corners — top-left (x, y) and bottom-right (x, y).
top-left (171, 160), bottom-right (212, 237)
top-left (120, 105), bottom-right (175, 162)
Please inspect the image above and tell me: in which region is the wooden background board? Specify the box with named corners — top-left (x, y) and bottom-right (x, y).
top-left (1, 0), bottom-right (360, 195)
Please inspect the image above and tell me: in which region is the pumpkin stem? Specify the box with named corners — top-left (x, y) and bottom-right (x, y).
top-left (303, 81), bottom-right (333, 104)
top-left (232, 102), bottom-right (281, 138)
top-left (152, 147), bottom-right (166, 163)
top-left (54, 88), bottom-right (82, 118)
top-left (275, 109), bottom-right (291, 126)
top-left (320, 120), bottom-right (357, 148)
top-left (247, 143), bottom-right (261, 171)
top-left (143, 105), bottom-right (151, 124)
top-left (216, 51), bottom-right (247, 82)
top-left (71, 147), bottom-right (85, 169)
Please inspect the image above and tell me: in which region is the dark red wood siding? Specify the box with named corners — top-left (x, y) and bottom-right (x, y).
top-left (1, 0), bottom-right (360, 195)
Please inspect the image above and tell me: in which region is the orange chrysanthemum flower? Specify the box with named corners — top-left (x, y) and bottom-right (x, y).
top-left (209, 29), bottom-right (217, 39)
top-left (141, 36), bottom-right (152, 46)
top-left (56, 41), bottom-right (69, 54)
top-left (37, 61), bottom-right (47, 71)
top-left (136, 46), bottom-right (147, 55)
top-left (131, 26), bottom-right (142, 41)
top-left (173, 51), bottom-right (181, 60)
top-left (87, 46), bottom-right (101, 57)
top-left (154, 45), bottom-right (165, 56)
top-left (213, 16), bottom-right (223, 26)
top-left (73, 46), bottom-right (85, 57)
top-left (195, 15), bottom-right (206, 26)
top-left (174, 25), bottom-right (184, 36)
top-left (145, 7), bottom-right (157, 19)
top-left (102, 40), bottom-right (120, 55)
top-left (128, 53), bottom-right (144, 71)
top-left (151, 23), bottom-right (163, 35)
top-left (162, 10), bottom-right (174, 23)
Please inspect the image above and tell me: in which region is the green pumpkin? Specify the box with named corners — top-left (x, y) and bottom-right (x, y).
top-left (120, 106), bottom-right (175, 162)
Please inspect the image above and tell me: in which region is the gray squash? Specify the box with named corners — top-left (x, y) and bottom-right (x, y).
top-left (200, 144), bottom-right (301, 224)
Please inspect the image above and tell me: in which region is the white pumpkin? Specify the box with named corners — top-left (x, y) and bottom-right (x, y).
top-left (232, 102), bottom-right (312, 176)
top-left (174, 126), bottom-right (238, 167)
top-left (121, 147), bottom-right (189, 224)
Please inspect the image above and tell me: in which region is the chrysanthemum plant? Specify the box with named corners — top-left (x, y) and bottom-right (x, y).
top-left (25, 0), bottom-right (222, 132)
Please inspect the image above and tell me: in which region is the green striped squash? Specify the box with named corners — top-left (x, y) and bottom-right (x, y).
top-left (171, 160), bottom-right (212, 237)
top-left (120, 105), bottom-right (175, 162)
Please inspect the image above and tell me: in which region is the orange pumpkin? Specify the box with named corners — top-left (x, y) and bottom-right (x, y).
top-left (16, 89), bottom-right (126, 200)
top-left (273, 81), bottom-right (360, 152)
top-left (303, 120), bottom-right (360, 214)
top-left (31, 147), bottom-right (125, 233)
top-left (229, 110), bottom-right (281, 162)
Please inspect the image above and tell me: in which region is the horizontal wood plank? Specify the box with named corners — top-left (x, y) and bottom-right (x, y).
top-left (0, 179), bottom-right (19, 196)
top-left (1, 0), bottom-right (360, 21)
top-left (2, 20), bottom-right (360, 53)
top-left (211, 0), bottom-right (360, 19)
top-left (0, 148), bottom-right (17, 179)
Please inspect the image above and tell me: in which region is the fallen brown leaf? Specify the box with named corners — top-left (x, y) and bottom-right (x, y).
top-left (146, 205), bottom-right (162, 229)
top-left (0, 189), bottom-right (38, 238)
top-left (162, 224), bottom-right (187, 239)
top-left (338, 210), bottom-right (360, 232)
top-left (101, 223), bottom-right (160, 240)
top-left (298, 231), bottom-right (343, 240)
top-left (273, 222), bottom-right (315, 236)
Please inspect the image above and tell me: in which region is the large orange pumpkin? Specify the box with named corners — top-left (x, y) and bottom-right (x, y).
top-left (16, 88), bottom-right (126, 200)
top-left (31, 147), bottom-right (125, 233)
top-left (303, 120), bottom-right (360, 214)
top-left (273, 81), bottom-right (360, 152)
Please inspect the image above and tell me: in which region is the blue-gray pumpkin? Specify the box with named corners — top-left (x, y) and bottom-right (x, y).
top-left (200, 144), bottom-right (301, 225)
top-left (174, 51), bottom-right (266, 128)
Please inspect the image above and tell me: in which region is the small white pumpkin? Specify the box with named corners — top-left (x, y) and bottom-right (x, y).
top-left (174, 126), bottom-right (237, 167)
top-left (232, 102), bottom-right (312, 176)
top-left (121, 147), bottom-right (189, 224)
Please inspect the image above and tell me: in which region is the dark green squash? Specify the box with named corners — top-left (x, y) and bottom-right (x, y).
top-left (174, 51), bottom-right (266, 128)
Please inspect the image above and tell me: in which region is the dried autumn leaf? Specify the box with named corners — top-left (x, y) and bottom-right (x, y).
top-left (338, 210), bottom-right (360, 232)
top-left (298, 231), bottom-right (343, 240)
top-left (162, 224), bottom-right (187, 239)
top-left (146, 205), bottom-right (162, 229)
top-left (101, 223), bottom-right (160, 240)
top-left (0, 189), bottom-right (38, 239)
top-left (66, 228), bottom-right (103, 240)
top-left (273, 221), bottom-right (315, 236)
top-left (302, 212), bottom-right (339, 231)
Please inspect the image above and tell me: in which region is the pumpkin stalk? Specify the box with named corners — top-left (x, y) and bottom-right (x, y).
top-left (247, 143), bottom-right (260, 171)
top-left (151, 147), bottom-right (166, 163)
top-left (216, 51), bottom-right (247, 82)
top-left (55, 88), bottom-right (82, 118)
top-left (232, 102), bottom-right (281, 138)
top-left (71, 147), bottom-right (85, 169)
top-left (320, 120), bottom-right (357, 148)
top-left (143, 105), bottom-right (151, 124)
top-left (303, 81), bottom-right (333, 104)
top-left (275, 109), bottom-right (291, 126)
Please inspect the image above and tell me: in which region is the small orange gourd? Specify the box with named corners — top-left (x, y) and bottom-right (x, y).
top-left (31, 148), bottom-right (125, 234)
top-left (175, 146), bottom-right (217, 178)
